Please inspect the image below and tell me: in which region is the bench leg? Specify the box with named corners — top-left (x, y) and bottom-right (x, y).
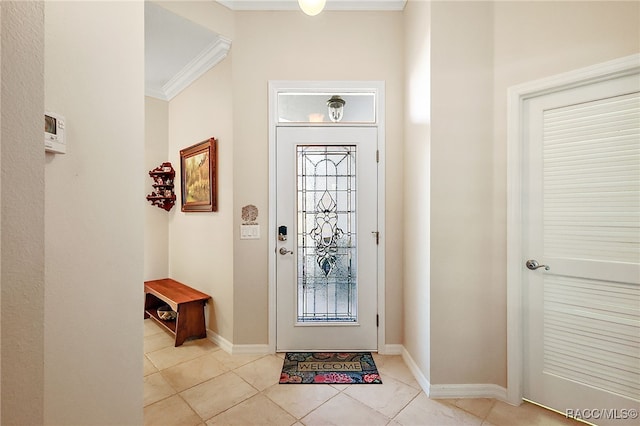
top-left (174, 301), bottom-right (207, 347)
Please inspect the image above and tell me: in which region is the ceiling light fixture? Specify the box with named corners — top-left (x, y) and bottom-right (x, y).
top-left (327, 95), bottom-right (346, 122)
top-left (298, 0), bottom-right (326, 16)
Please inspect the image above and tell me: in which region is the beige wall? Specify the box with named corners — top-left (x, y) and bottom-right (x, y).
top-left (44, 1), bottom-right (144, 424)
top-left (145, 97), bottom-right (170, 280)
top-left (487, 0), bottom-right (639, 384)
top-left (150, 2), bottom-right (404, 348)
top-left (168, 55), bottom-right (235, 340)
top-left (1, 2), bottom-right (45, 424)
top-left (0, 5), bottom-right (2, 420)
top-left (430, 0), bottom-right (499, 386)
top-left (403, 0), bottom-right (431, 382)
top-left (231, 10), bottom-right (405, 344)
top-left (423, 0), bottom-right (639, 387)
top-left (144, 1), bottom-right (638, 393)
top-left (491, 0), bottom-right (640, 294)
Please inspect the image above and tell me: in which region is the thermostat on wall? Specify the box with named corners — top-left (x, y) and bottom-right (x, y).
top-left (45, 112), bottom-right (66, 154)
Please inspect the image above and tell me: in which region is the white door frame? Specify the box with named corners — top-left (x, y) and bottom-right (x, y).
top-left (267, 80), bottom-right (386, 354)
top-left (506, 54), bottom-right (640, 405)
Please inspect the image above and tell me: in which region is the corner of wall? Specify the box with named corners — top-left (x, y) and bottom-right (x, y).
top-left (145, 96), bottom-right (170, 280)
top-left (1, 2), bottom-right (45, 424)
top-left (43, 2), bottom-right (144, 424)
top-left (429, 0), bottom-right (500, 387)
top-left (402, 0), bottom-right (432, 386)
top-left (166, 53), bottom-right (234, 344)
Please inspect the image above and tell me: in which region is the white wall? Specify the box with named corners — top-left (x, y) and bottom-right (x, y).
top-left (403, 0), bottom-right (431, 384)
top-left (168, 54), bottom-right (235, 341)
top-left (44, 2), bottom-right (144, 424)
top-left (0, 2), bottom-right (45, 424)
top-left (232, 10), bottom-right (405, 345)
top-left (145, 97), bottom-right (169, 280)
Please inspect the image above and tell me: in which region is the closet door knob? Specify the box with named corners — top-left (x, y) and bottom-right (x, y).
top-left (526, 259), bottom-right (550, 271)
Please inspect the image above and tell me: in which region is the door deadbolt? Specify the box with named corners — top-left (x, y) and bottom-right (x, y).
top-left (278, 225), bottom-right (288, 241)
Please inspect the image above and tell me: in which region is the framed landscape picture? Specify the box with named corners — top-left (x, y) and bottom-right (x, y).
top-left (180, 137), bottom-right (218, 212)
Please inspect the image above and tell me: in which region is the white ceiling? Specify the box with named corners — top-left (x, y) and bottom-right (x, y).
top-left (145, 1), bottom-right (406, 100)
top-left (145, 2), bottom-right (229, 100)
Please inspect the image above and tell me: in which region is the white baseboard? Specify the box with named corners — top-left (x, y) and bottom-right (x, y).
top-left (430, 383), bottom-right (508, 401)
top-left (206, 336), bottom-right (507, 401)
top-left (207, 330), bottom-right (270, 355)
top-left (379, 344), bottom-right (404, 355)
top-left (401, 346), bottom-right (431, 396)
top-left (231, 344), bottom-right (271, 355)
top-left (400, 345), bottom-right (508, 401)
top-left (207, 330), bottom-right (233, 354)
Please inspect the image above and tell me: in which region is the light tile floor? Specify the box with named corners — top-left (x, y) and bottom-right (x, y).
top-left (144, 319), bottom-right (583, 426)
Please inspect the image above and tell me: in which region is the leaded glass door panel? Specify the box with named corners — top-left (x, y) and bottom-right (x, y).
top-left (276, 127), bottom-right (378, 351)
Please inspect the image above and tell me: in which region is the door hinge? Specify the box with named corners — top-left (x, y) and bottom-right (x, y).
top-left (376, 150), bottom-right (380, 163)
top-left (372, 231), bottom-right (379, 245)
top-left (376, 314), bottom-right (379, 327)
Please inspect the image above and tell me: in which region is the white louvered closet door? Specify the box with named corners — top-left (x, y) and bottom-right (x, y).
top-left (524, 71), bottom-right (640, 425)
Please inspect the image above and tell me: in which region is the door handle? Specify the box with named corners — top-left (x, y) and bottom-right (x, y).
top-left (279, 247), bottom-right (293, 256)
top-left (526, 259), bottom-right (550, 271)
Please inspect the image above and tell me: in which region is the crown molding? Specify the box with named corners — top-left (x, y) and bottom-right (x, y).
top-left (216, 1), bottom-right (407, 12)
top-left (145, 85), bottom-right (169, 101)
top-left (163, 36), bottom-right (232, 100)
top-left (146, 36), bottom-right (232, 101)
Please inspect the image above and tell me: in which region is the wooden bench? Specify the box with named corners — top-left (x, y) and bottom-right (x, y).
top-left (144, 278), bottom-right (211, 347)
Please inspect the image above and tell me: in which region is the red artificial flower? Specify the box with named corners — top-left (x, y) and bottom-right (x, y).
top-left (363, 374), bottom-right (380, 383)
top-left (314, 372), bottom-right (354, 384)
top-left (280, 372), bottom-right (303, 383)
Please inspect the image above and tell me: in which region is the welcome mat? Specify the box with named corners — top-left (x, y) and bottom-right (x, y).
top-left (279, 352), bottom-right (382, 384)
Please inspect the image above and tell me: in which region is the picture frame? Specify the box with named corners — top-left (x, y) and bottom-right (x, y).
top-left (180, 137), bottom-right (218, 212)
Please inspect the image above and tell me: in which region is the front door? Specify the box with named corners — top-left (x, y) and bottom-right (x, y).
top-left (523, 71), bottom-right (640, 424)
top-left (276, 126), bottom-right (378, 351)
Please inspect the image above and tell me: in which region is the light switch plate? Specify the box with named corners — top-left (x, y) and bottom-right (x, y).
top-left (240, 224), bottom-right (260, 239)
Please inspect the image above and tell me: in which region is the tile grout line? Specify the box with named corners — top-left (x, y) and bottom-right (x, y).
top-left (144, 333), bottom-right (585, 426)
top-left (196, 369), bottom-right (265, 423)
top-left (145, 325), bottom-right (443, 426)
top-left (175, 392), bottom-right (204, 424)
top-left (296, 390), bottom-right (344, 424)
top-left (258, 385), bottom-right (301, 422)
top-left (387, 386), bottom-right (422, 424)
top-left (483, 398), bottom-right (498, 422)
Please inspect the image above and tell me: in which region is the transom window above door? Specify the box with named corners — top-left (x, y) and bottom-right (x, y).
top-left (277, 92), bottom-right (377, 124)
